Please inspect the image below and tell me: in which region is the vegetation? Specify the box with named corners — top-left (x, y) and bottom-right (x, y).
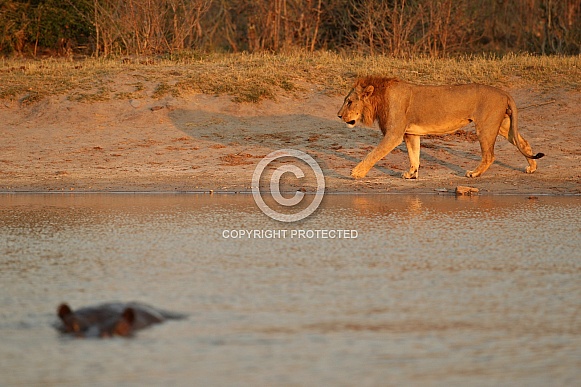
top-left (1, 51), bottom-right (579, 103)
top-left (2, 1), bottom-right (578, 103)
top-left (1, 0), bottom-right (580, 57)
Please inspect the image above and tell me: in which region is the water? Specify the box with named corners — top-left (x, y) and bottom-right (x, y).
top-left (1, 193), bottom-right (580, 386)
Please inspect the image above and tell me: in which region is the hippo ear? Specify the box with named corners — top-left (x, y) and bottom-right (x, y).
top-left (58, 303), bottom-right (73, 321)
top-left (113, 307), bottom-right (136, 336)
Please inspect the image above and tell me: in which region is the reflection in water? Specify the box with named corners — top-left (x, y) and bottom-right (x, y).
top-left (0, 193), bottom-right (580, 386)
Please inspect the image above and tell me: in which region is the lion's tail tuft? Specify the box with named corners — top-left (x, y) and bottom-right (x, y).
top-left (508, 96), bottom-right (545, 160)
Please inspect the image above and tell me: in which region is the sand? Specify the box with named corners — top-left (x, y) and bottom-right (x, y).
top-left (1, 85), bottom-right (579, 194)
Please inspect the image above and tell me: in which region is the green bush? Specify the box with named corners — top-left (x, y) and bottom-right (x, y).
top-left (0, 0), bottom-right (91, 56)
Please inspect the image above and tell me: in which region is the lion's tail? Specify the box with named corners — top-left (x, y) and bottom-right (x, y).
top-left (507, 96), bottom-right (545, 160)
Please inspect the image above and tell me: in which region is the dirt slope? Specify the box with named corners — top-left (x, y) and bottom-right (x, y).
top-left (1, 86), bottom-right (579, 194)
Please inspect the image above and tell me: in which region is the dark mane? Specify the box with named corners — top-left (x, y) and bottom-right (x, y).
top-left (354, 76), bottom-right (399, 90)
top-left (353, 76), bottom-right (399, 129)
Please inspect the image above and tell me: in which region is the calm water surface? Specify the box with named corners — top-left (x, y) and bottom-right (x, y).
top-left (1, 193), bottom-right (580, 386)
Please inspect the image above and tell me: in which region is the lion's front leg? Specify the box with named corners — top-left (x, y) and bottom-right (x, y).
top-left (402, 134), bottom-right (420, 179)
top-left (402, 168), bottom-right (419, 179)
top-left (351, 134), bottom-right (404, 179)
top-left (351, 162), bottom-right (371, 178)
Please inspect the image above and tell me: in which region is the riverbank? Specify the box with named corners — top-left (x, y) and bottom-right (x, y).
top-left (1, 54), bottom-right (579, 194)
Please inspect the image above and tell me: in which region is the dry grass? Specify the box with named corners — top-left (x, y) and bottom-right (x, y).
top-left (1, 51), bottom-right (579, 104)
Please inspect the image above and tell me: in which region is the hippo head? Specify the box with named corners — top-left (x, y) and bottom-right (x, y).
top-left (57, 303), bottom-right (136, 338)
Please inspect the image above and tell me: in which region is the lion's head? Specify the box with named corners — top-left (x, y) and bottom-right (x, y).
top-left (338, 77), bottom-right (398, 128)
top-left (337, 84), bottom-right (375, 128)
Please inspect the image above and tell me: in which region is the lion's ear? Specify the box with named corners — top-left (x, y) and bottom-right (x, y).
top-left (362, 85), bottom-right (374, 100)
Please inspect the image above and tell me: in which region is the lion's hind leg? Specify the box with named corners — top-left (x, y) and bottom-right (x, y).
top-left (403, 134), bottom-right (420, 179)
top-left (466, 122), bottom-right (498, 178)
top-left (498, 117), bottom-right (537, 173)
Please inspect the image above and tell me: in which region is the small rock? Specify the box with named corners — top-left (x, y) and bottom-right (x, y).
top-left (455, 186), bottom-right (479, 195)
top-left (129, 99), bottom-right (141, 108)
top-left (150, 105), bottom-right (164, 111)
top-left (434, 188), bottom-right (448, 192)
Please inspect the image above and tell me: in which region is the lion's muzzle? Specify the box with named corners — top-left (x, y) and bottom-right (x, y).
top-left (338, 112), bottom-right (356, 128)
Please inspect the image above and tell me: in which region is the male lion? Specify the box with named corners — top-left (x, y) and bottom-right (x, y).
top-left (338, 76), bottom-right (544, 179)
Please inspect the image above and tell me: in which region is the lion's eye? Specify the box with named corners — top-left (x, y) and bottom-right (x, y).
top-left (347, 101), bottom-right (352, 106)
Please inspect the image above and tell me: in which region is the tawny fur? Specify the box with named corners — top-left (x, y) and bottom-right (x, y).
top-left (354, 77), bottom-right (398, 128)
top-left (338, 76), bottom-right (544, 179)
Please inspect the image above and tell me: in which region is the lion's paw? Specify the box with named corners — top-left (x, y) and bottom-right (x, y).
top-left (351, 164), bottom-right (368, 179)
top-left (525, 166), bottom-right (536, 174)
top-left (465, 170), bottom-right (476, 178)
top-left (403, 170), bottom-right (418, 179)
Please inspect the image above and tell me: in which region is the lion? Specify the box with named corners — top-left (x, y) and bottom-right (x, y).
top-left (337, 76), bottom-right (544, 179)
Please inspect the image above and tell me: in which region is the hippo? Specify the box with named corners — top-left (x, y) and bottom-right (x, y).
top-left (56, 302), bottom-right (186, 338)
